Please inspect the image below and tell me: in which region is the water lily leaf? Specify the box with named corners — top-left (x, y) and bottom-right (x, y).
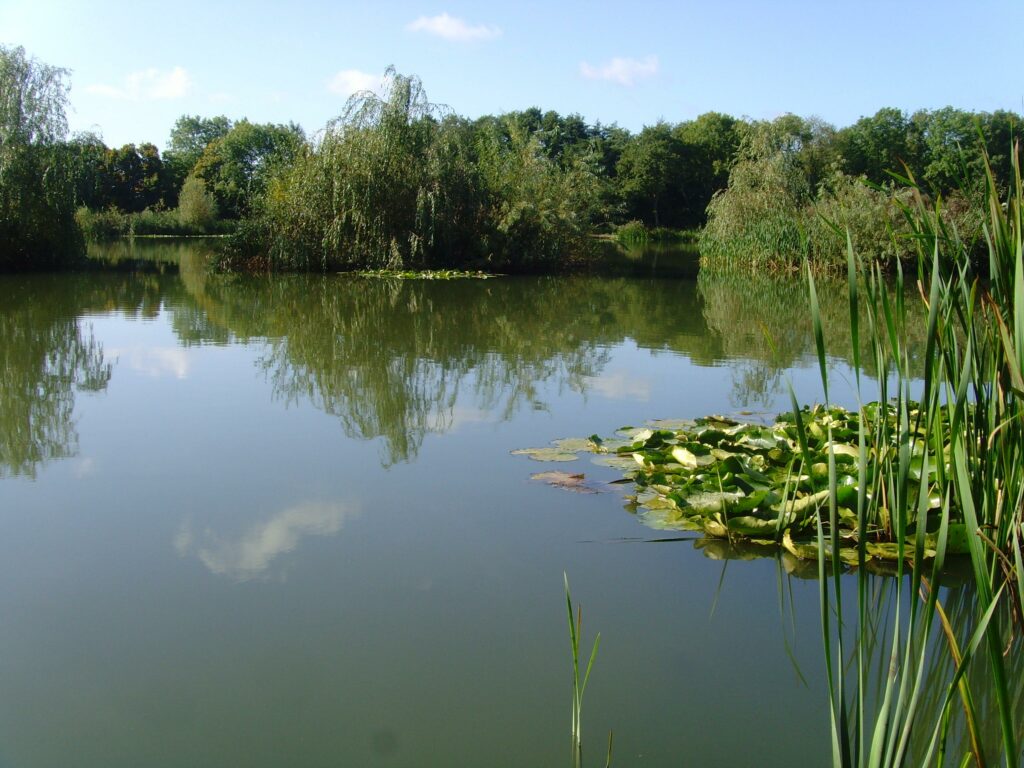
top-left (741, 435), bottom-right (779, 451)
top-left (825, 442), bottom-right (860, 459)
top-left (640, 495), bottom-right (678, 511)
top-left (592, 454), bottom-right (639, 470)
top-left (723, 515), bottom-right (783, 536)
top-left (636, 508), bottom-right (697, 531)
top-left (681, 490), bottom-right (743, 514)
top-left (671, 446), bottom-right (698, 468)
top-left (511, 447), bottom-right (579, 462)
top-left (646, 418), bottom-right (695, 430)
top-left (553, 437), bottom-right (599, 453)
top-left (698, 415), bottom-right (739, 428)
top-left (630, 429), bottom-right (654, 444)
top-left (530, 471), bottom-right (598, 494)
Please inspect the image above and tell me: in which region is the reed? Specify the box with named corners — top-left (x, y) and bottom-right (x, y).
top-left (808, 143), bottom-right (1024, 766)
top-left (564, 573), bottom-right (608, 768)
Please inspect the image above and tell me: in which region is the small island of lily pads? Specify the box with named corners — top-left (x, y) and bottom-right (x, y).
top-left (515, 402), bottom-right (970, 564)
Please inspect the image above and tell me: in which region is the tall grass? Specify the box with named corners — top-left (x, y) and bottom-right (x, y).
top-left (807, 144), bottom-right (1024, 766)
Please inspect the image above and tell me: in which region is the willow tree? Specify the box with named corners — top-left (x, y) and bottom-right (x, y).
top-left (259, 68), bottom-right (468, 269)
top-left (249, 68), bottom-right (601, 272)
top-left (0, 45), bottom-right (82, 269)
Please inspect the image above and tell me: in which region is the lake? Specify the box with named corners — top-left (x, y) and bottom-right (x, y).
top-left (0, 240), bottom-right (979, 767)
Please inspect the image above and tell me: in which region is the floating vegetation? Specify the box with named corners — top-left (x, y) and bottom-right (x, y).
top-left (511, 437), bottom-right (602, 463)
top-left (349, 269), bottom-right (500, 280)
top-left (518, 403), bottom-right (971, 563)
top-left (530, 471), bottom-right (599, 494)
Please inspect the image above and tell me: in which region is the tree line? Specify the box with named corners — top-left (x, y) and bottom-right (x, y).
top-left (1, 44), bottom-right (1019, 271)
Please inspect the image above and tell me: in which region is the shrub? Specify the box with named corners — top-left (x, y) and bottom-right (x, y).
top-left (176, 175), bottom-right (219, 231)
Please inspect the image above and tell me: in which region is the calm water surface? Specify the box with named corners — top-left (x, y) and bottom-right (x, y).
top-left (0, 241), bottom-right (910, 767)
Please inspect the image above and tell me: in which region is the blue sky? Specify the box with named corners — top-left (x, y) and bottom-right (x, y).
top-left (2, 0), bottom-right (1021, 149)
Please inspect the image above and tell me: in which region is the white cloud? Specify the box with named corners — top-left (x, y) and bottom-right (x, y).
top-left (86, 66), bottom-right (191, 101)
top-left (327, 69), bottom-right (384, 97)
top-left (73, 457), bottom-right (97, 479)
top-left (406, 12), bottom-right (501, 42)
top-left (585, 371), bottom-right (651, 401)
top-left (580, 55), bottom-right (659, 86)
top-left (109, 346), bottom-right (191, 380)
top-left (176, 502), bottom-right (358, 581)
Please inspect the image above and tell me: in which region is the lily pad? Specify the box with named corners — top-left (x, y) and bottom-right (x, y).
top-left (511, 447), bottom-right (579, 462)
top-left (646, 418), bottom-right (696, 431)
top-left (553, 437), bottom-right (601, 453)
top-left (592, 454), bottom-right (641, 471)
top-left (530, 471), bottom-right (598, 494)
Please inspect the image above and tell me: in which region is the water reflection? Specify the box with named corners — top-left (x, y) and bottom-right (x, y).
top-left (108, 345), bottom-right (193, 379)
top-left (182, 275), bottom-right (618, 465)
top-left (0, 276), bottom-right (112, 478)
top-left (174, 501), bottom-right (358, 581)
top-left (698, 270), bottom-right (929, 407)
top-left (0, 241), bottom-right (929, 476)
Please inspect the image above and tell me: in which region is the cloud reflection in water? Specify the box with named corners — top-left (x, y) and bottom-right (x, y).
top-left (175, 501), bottom-right (358, 581)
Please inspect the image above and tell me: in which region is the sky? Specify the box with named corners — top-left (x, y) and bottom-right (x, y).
top-left (2, 0), bottom-right (1022, 150)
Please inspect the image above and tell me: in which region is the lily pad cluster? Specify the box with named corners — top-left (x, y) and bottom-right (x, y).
top-left (514, 403), bottom-right (968, 563)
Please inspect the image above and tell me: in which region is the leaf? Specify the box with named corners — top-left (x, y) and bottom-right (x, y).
top-left (671, 446), bottom-right (698, 468)
top-left (646, 418), bottom-right (696, 430)
top-left (591, 454), bottom-right (640, 471)
top-left (553, 437), bottom-right (600, 453)
top-left (681, 490), bottom-right (743, 514)
top-left (530, 471), bottom-right (599, 494)
top-left (511, 447), bottom-right (579, 462)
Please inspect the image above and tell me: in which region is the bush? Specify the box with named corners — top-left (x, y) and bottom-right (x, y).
top-left (177, 175), bottom-right (219, 230)
top-left (698, 153), bottom-right (809, 272)
top-left (75, 207), bottom-right (129, 240)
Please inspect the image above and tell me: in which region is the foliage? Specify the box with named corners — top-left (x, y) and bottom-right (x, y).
top-left (191, 119), bottom-right (304, 218)
top-left (521, 403), bottom-right (968, 562)
top-left (806, 173), bottom-right (918, 265)
top-left (615, 122), bottom-right (680, 227)
top-left (0, 44), bottom-right (83, 269)
top-left (75, 202), bottom-right (229, 240)
top-left (177, 174), bottom-right (219, 230)
top-left (240, 68), bottom-right (602, 272)
top-left (699, 151), bottom-right (810, 271)
top-left (612, 221), bottom-right (697, 246)
top-left (163, 114), bottom-right (232, 191)
top-left (74, 206), bottom-right (128, 240)
top-left (475, 120), bottom-right (601, 269)
top-left (797, 146), bottom-right (1024, 767)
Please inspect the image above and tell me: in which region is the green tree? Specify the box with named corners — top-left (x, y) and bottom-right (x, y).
top-left (60, 130), bottom-right (108, 208)
top-left (672, 112), bottom-right (744, 227)
top-left (97, 143), bottom-right (169, 212)
top-left (163, 114), bottom-right (232, 193)
top-left (192, 120), bottom-right (304, 218)
top-left (0, 45), bottom-right (82, 269)
top-left (913, 106), bottom-right (977, 194)
top-left (615, 122), bottom-right (682, 226)
top-left (835, 107), bottom-right (922, 185)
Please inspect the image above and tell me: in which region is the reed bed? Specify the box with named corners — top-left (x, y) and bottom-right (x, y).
top-left (809, 145), bottom-right (1024, 766)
